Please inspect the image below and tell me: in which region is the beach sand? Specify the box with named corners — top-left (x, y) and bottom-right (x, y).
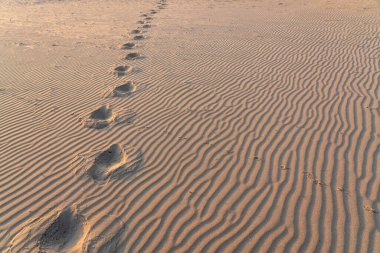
top-left (0, 0), bottom-right (379, 252)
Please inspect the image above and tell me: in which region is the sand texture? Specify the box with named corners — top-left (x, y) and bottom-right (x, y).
top-left (0, 0), bottom-right (379, 252)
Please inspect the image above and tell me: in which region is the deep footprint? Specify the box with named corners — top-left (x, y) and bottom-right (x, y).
top-left (133, 35), bottom-right (145, 40)
top-left (82, 104), bottom-right (116, 129)
top-left (112, 65), bottom-right (133, 76)
top-left (125, 52), bottom-right (143, 60)
top-left (87, 144), bottom-right (127, 182)
top-left (120, 42), bottom-right (135, 50)
top-left (38, 208), bottom-right (86, 252)
top-left (112, 81), bottom-right (136, 97)
top-left (131, 29), bottom-right (141, 34)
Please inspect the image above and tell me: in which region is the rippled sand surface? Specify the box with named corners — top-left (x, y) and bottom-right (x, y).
top-left (0, 0), bottom-right (379, 252)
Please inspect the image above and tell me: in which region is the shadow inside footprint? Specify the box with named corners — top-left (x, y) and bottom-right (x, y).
top-left (38, 208), bottom-right (85, 252)
top-left (90, 105), bottom-right (112, 120)
top-left (82, 105), bottom-right (116, 129)
top-left (87, 144), bottom-right (127, 182)
top-left (121, 42), bottom-right (135, 50)
top-left (82, 144), bottom-right (144, 183)
top-left (113, 81), bottom-right (136, 97)
top-left (142, 24), bottom-right (151, 28)
top-left (131, 29), bottom-right (141, 34)
top-left (125, 52), bottom-right (143, 60)
top-left (133, 35), bottom-right (145, 40)
top-left (112, 65), bottom-right (133, 76)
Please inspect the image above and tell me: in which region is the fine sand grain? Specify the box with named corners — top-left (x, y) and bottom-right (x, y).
top-left (0, 0), bottom-right (379, 252)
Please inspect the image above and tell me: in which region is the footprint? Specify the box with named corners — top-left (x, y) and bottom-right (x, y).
top-left (38, 208), bottom-right (87, 252)
top-left (150, 10), bottom-right (158, 14)
top-left (125, 52), bottom-right (143, 60)
top-left (86, 144), bottom-right (143, 182)
top-left (133, 35), bottom-right (145, 40)
top-left (145, 16), bottom-right (153, 20)
top-left (120, 42), bottom-right (135, 50)
top-left (81, 104), bottom-right (117, 129)
top-left (131, 29), bottom-right (141, 34)
top-left (137, 20), bottom-right (145, 24)
top-left (87, 144), bottom-right (127, 182)
top-left (111, 65), bottom-right (133, 76)
top-left (112, 81), bottom-right (136, 97)
top-left (80, 103), bottom-right (136, 126)
top-left (142, 24), bottom-right (151, 29)
top-left (102, 81), bottom-right (146, 98)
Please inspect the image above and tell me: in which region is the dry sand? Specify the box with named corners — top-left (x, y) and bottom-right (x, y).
top-left (0, 0), bottom-right (379, 252)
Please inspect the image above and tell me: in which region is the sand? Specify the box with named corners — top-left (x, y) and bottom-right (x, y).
top-left (0, 0), bottom-right (379, 252)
